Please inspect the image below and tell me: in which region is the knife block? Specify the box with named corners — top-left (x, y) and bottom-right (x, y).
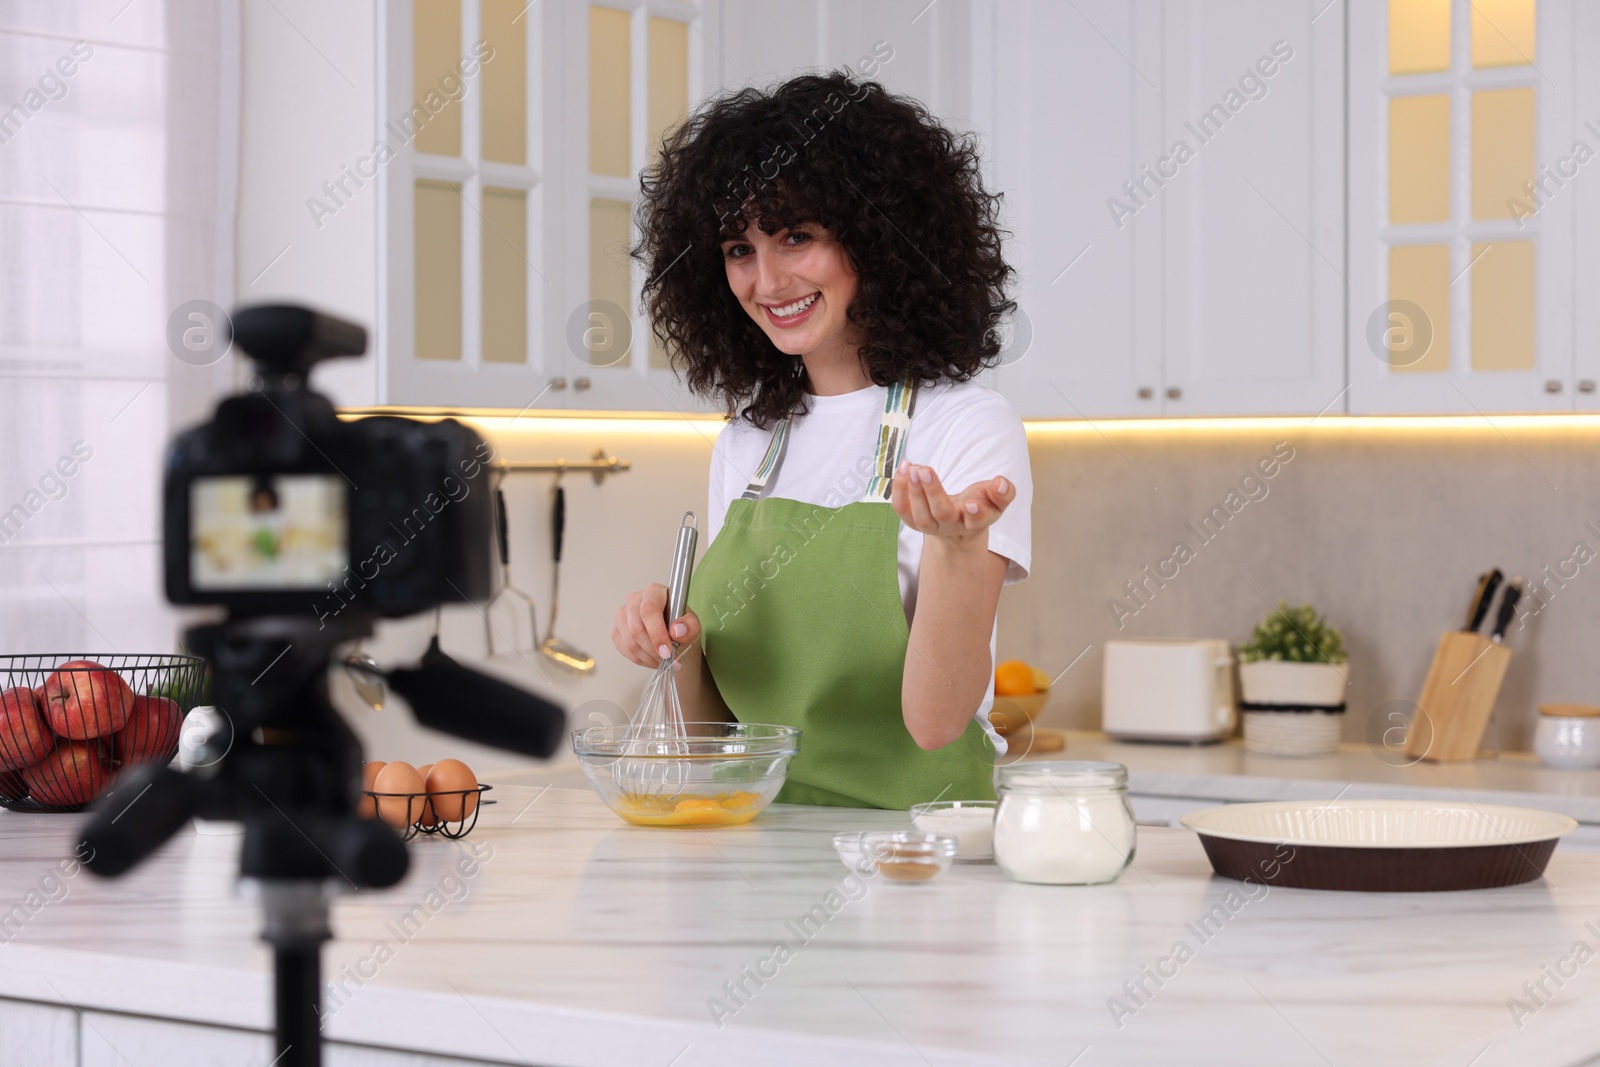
top-left (1403, 631), bottom-right (1511, 762)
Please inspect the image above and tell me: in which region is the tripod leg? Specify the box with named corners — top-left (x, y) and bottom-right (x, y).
top-left (273, 944), bottom-right (323, 1067)
top-left (258, 881), bottom-right (332, 1067)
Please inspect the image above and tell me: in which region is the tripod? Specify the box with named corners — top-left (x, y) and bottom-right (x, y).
top-left (79, 612), bottom-right (564, 1067)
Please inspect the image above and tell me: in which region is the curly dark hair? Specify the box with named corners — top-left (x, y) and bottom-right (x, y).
top-left (633, 72), bottom-right (1014, 428)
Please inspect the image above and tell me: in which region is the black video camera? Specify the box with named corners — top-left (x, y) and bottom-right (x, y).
top-left (86, 304), bottom-right (564, 1067)
top-left (163, 304), bottom-right (493, 620)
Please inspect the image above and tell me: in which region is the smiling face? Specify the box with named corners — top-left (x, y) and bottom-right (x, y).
top-left (721, 222), bottom-right (860, 362)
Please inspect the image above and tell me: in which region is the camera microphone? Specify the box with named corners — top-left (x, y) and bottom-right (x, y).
top-left (385, 658), bottom-right (566, 760)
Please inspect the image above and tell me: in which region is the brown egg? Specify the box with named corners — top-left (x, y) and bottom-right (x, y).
top-left (425, 759), bottom-right (478, 822)
top-left (358, 761), bottom-right (386, 819)
top-left (372, 761), bottom-right (423, 828)
top-left (416, 764), bottom-right (435, 827)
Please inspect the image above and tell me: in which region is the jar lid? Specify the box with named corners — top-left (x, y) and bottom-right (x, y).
top-left (997, 760), bottom-right (1128, 793)
top-left (1540, 703), bottom-right (1600, 718)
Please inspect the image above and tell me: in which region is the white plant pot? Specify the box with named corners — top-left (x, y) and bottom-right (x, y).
top-left (1238, 660), bottom-right (1346, 708)
top-left (1242, 710), bottom-right (1344, 758)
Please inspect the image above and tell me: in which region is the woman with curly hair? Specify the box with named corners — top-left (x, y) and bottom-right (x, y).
top-left (610, 72), bottom-right (1033, 809)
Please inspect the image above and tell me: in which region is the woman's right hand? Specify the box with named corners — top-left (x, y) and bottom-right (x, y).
top-left (612, 583), bottom-right (702, 668)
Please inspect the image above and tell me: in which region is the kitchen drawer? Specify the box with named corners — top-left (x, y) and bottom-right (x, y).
top-left (0, 998), bottom-right (75, 1067)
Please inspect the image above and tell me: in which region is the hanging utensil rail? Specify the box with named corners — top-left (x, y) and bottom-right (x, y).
top-left (491, 449), bottom-right (631, 485)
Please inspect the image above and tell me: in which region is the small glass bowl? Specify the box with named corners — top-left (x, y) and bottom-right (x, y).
top-left (860, 830), bottom-right (958, 885)
top-left (833, 831), bottom-right (872, 874)
top-left (909, 799), bottom-right (998, 863)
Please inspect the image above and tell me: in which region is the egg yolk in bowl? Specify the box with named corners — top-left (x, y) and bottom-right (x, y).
top-left (613, 791), bottom-right (765, 827)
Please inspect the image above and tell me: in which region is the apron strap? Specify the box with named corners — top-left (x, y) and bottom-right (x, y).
top-left (739, 418), bottom-right (790, 501)
top-left (739, 382), bottom-right (919, 503)
top-left (863, 380), bottom-right (918, 502)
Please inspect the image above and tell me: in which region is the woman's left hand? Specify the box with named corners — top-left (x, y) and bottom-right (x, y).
top-left (891, 462), bottom-right (1013, 543)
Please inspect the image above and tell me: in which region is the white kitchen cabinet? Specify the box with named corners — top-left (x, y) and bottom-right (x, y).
top-left (1575, 0), bottom-right (1600, 409)
top-left (985, 0), bottom-right (1165, 418)
top-left (0, 998), bottom-right (75, 1067)
top-left (1159, 0), bottom-right (1346, 416)
top-left (78, 1012), bottom-right (270, 1066)
top-left (1347, 0), bottom-right (1580, 413)
top-left (983, 0), bottom-right (1344, 418)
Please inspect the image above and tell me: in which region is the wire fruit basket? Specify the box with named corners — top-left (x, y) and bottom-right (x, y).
top-left (0, 654), bottom-right (207, 813)
top-left (363, 784), bottom-right (492, 841)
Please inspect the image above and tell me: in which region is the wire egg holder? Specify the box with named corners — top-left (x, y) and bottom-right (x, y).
top-left (362, 783), bottom-right (493, 842)
top-left (0, 654), bottom-right (207, 813)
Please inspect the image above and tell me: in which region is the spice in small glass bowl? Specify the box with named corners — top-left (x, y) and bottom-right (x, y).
top-left (860, 831), bottom-right (957, 885)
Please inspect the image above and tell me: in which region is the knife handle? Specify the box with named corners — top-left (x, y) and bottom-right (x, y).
top-left (1465, 568), bottom-right (1503, 632)
top-left (1491, 580), bottom-right (1523, 642)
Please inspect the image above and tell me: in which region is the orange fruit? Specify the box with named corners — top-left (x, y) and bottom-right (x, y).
top-left (994, 660), bottom-right (1037, 696)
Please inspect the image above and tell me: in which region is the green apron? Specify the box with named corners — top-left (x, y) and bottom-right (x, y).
top-left (688, 382), bottom-right (997, 810)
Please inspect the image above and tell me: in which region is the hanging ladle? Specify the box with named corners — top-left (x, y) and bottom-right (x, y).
top-left (540, 472), bottom-right (596, 674)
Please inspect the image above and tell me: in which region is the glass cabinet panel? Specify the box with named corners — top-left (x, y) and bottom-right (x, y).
top-left (1389, 94), bottom-right (1451, 224)
top-left (415, 179), bottom-right (464, 362)
top-left (482, 187), bottom-right (528, 364)
top-left (482, 0), bottom-right (527, 165)
top-left (1389, 0), bottom-right (1452, 74)
top-left (1471, 0), bottom-right (1536, 68)
top-left (413, 0), bottom-right (463, 157)
top-left (1470, 240), bottom-right (1535, 371)
top-left (1388, 243), bottom-right (1451, 373)
top-left (590, 5), bottom-right (631, 178)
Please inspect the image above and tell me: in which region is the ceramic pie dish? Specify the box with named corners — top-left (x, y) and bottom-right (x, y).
top-left (1181, 799), bottom-right (1576, 892)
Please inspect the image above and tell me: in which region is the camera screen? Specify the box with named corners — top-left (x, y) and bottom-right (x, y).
top-left (190, 475), bottom-right (347, 590)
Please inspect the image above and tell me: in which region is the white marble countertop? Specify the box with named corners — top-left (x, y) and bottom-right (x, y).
top-left (1022, 731), bottom-right (1600, 824)
top-left (6, 783), bottom-right (1600, 1066)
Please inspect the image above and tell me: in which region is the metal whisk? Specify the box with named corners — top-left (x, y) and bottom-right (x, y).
top-left (615, 513), bottom-right (698, 801)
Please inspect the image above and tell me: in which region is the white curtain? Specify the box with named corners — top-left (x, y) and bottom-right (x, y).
top-left (0, 0), bottom-right (239, 656)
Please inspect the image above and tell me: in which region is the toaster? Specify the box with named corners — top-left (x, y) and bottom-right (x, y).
top-left (1102, 639), bottom-right (1236, 743)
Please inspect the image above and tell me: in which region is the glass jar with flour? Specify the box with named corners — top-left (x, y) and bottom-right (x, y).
top-left (993, 761), bottom-right (1136, 885)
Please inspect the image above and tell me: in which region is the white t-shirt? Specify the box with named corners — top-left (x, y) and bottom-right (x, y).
top-left (705, 379), bottom-right (1033, 748)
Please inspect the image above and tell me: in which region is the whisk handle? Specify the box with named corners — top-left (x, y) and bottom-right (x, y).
top-left (666, 512), bottom-right (698, 626)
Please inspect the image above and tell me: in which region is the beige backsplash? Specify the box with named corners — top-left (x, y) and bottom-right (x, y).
top-left (350, 414), bottom-right (1600, 772)
top-left (1004, 420), bottom-right (1600, 755)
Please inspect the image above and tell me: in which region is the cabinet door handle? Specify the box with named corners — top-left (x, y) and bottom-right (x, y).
top-left (549, 377), bottom-right (568, 391)
top-left (1580, 380), bottom-right (1596, 394)
top-left (1166, 386), bottom-right (1182, 400)
top-left (1137, 387), bottom-right (1154, 400)
top-left (1545, 379), bottom-right (1563, 394)
top-left (574, 377), bottom-right (592, 391)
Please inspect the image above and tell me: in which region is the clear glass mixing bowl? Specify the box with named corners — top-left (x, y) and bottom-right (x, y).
top-left (571, 722), bottom-right (801, 828)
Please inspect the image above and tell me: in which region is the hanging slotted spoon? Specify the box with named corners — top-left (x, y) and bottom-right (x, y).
top-left (540, 474), bottom-right (596, 674)
top-left (484, 481), bottom-right (540, 658)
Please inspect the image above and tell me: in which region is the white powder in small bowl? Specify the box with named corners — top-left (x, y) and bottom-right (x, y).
top-left (912, 805), bottom-right (996, 862)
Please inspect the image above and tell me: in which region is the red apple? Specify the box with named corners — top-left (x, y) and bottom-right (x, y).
top-left (0, 687), bottom-right (54, 770)
top-left (41, 660), bottom-right (133, 739)
top-left (114, 695), bottom-right (182, 769)
top-left (0, 769), bottom-right (26, 800)
top-left (24, 741), bottom-right (109, 807)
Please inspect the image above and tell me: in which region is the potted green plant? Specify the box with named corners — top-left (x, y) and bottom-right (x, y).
top-left (1237, 602), bottom-right (1348, 757)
